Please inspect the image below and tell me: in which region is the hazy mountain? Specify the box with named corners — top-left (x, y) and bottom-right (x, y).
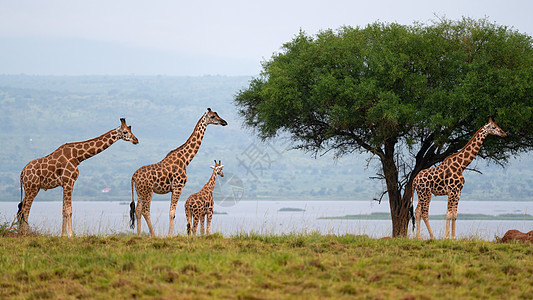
top-left (0, 75), bottom-right (530, 203)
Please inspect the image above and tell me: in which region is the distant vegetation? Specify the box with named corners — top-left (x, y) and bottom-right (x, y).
top-left (278, 207), bottom-right (306, 212)
top-left (0, 75), bottom-right (531, 203)
top-left (320, 213), bottom-right (533, 220)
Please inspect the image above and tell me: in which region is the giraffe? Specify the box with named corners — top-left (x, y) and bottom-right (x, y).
top-left (130, 108), bottom-right (227, 237)
top-left (17, 118), bottom-right (139, 237)
top-left (411, 116), bottom-right (507, 240)
top-left (185, 160), bottom-right (224, 236)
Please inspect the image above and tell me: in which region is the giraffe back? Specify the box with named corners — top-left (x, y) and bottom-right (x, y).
top-left (132, 160), bottom-right (187, 195)
top-left (21, 144), bottom-right (80, 190)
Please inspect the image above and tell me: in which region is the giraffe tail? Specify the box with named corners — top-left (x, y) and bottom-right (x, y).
top-left (409, 182), bottom-right (416, 232)
top-left (185, 204), bottom-right (191, 236)
top-left (129, 177), bottom-right (136, 230)
top-left (17, 172), bottom-right (24, 222)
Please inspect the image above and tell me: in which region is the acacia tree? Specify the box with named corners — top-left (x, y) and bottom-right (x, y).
top-left (234, 18), bottom-right (533, 237)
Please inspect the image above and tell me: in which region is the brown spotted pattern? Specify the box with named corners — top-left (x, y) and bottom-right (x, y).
top-left (412, 117), bottom-right (507, 240)
top-left (18, 119), bottom-right (139, 237)
top-left (185, 160), bottom-right (224, 236)
top-left (130, 108), bottom-right (227, 237)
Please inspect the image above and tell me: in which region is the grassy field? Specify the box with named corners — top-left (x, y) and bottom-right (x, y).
top-left (0, 230), bottom-right (532, 299)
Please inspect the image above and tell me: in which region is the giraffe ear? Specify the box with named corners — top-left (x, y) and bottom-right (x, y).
top-left (210, 166), bottom-right (215, 169)
top-left (220, 165), bottom-right (224, 169)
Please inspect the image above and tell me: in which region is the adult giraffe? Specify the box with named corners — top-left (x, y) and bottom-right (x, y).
top-left (18, 118), bottom-right (139, 237)
top-left (130, 108), bottom-right (227, 237)
top-left (411, 116), bottom-right (507, 240)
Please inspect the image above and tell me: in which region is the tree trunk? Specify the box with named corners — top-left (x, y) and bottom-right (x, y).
top-left (381, 139), bottom-right (411, 237)
top-left (391, 190), bottom-right (414, 237)
top-left (390, 205), bottom-right (410, 237)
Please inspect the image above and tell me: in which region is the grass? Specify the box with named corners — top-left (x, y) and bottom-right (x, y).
top-left (0, 218), bottom-right (19, 237)
top-left (1, 230), bottom-right (532, 299)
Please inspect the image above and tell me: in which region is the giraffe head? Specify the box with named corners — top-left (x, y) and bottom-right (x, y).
top-left (483, 116), bottom-right (507, 137)
top-left (117, 118), bottom-right (139, 144)
top-left (210, 160), bottom-right (224, 177)
top-left (205, 108), bottom-right (228, 126)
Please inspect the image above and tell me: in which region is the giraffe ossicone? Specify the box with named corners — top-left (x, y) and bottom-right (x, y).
top-left (185, 160), bottom-right (224, 236)
top-left (411, 116), bottom-right (507, 240)
top-left (130, 108), bottom-right (227, 237)
top-left (18, 118), bottom-right (139, 237)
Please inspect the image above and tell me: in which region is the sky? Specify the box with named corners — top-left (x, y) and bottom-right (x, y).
top-left (1, 0), bottom-right (532, 76)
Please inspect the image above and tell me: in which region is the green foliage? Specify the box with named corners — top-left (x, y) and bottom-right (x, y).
top-left (235, 17), bottom-right (533, 160)
top-left (0, 234), bottom-right (532, 299)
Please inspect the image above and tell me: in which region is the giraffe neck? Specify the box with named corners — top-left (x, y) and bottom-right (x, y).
top-left (165, 114), bottom-right (208, 166)
top-left (74, 128), bottom-right (120, 163)
top-left (202, 170), bottom-right (218, 192)
top-left (450, 126), bottom-right (488, 172)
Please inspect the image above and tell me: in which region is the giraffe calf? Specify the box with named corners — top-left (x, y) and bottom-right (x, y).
top-left (185, 160), bottom-right (224, 236)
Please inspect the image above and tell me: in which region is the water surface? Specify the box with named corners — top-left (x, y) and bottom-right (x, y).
top-left (1, 200), bottom-right (531, 240)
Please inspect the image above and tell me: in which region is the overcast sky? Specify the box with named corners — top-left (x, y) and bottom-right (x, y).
top-left (1, 0), bottom-right (532, 76)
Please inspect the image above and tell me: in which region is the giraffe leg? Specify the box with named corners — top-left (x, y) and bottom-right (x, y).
top-left (415, 204), bottom-right (422, 240)
top-left (423, 194), bottom-right (435, 239)
top-left (143, 213), bottom-right (156, 237)
top-left (19, 187), bottom-right (39, 234)
top-left (200, 213), bottom-right (205, 235)
top-left (62, 185), bottom-right (74, 237)
top-left (206, 209), bottom-right (213, 235)
top-left (450, 192), bottom-right (461, 240)
top-left (451, 212), bottom-right (457, 240)
top-left (416, 191), bottom-right (434, 239)
top-left (185, 204), bottom-right (192, 236)
top-left (135, 196), bottom-right (143, 236)
top-left (422, 213), bottom-right (434, 240)
top-left (444, 196), bottom-right (455, 240)
top-left (168, 186), bottom-right (184, 237)
top-left (141, 193), bottom-right (156, 237)
top-left (192, 215), bottom-right (200, 236)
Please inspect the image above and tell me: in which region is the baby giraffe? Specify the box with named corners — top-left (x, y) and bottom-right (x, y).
top-left (185, 160), bottom-right (224, 236)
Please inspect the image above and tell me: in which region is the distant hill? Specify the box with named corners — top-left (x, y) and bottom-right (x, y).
top-left (0, 75), bottom-right (531, 204)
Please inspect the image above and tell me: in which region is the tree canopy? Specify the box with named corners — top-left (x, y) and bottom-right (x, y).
top-left (234, 18), bottom-right (533, 237)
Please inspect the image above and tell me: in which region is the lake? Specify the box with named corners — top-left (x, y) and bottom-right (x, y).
top-left (1, 200), bottom-right (532, 240)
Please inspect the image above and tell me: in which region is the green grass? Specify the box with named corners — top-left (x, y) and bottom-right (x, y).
top-left (0, 219), bottom-right (18, 237)
top-left (1, 232), bottom-right (532, 299)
